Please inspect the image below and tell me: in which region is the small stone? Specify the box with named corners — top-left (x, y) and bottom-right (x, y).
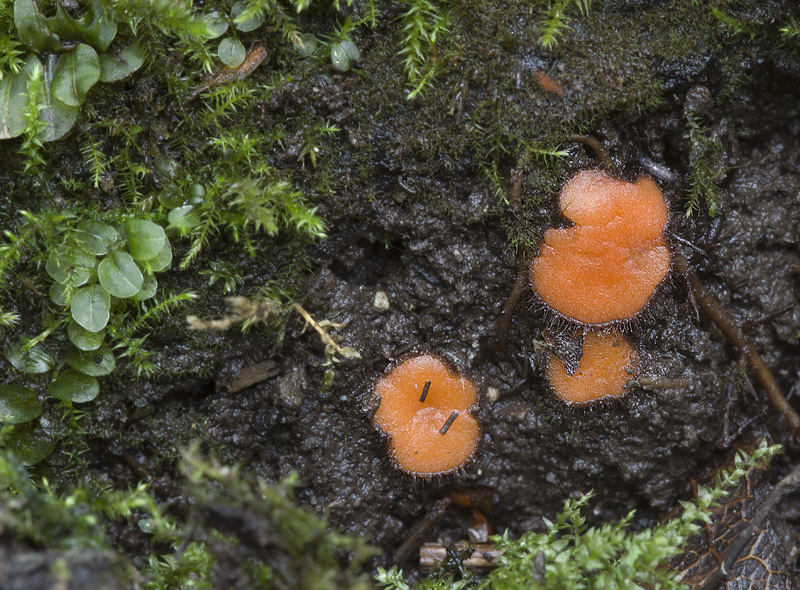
top-left (373, 290), bottom-right (390, 311)
top-left (486, 387), bottom-right (499, 402)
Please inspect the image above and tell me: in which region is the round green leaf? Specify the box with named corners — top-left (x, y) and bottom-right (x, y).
top-left (14, 0), bottom-right (50, 53)
top-left (149, 241), bottom-right (172, 273)
top-left (49, 282), bottom-right (68, 307)
top-left (3, 423), bottom-right (55, 465)
top-left (0, 55), bottom-right (40, 139)
top-left (168, 205), bottom-right (200, 230)
top-left (76, 221), bottom-right (118, 255)
top-left (203, 11), bottom-right (228, 39)
top-left (40, 53), bottom-right (81, 142)
top-left (46, 245), bottom-right (94, 286)
top-left (218, 37), bottom-right (246, 68)
top-left (65, 343), bottom-right (115, 377)
top-left (187, 183), bottom-right (206, 203)
top-left (331, 43), bottom-right (351, 72)
top-left (135, 274), bottom-right (157, 301)
top-left (296, 33), bottom-right (318, 58)
top-left (340, 40), bottom-right (360, 62)
top-left (99, 42), bottom-right (145, 83)
top-left (70, 284), bottom-right (110, 333)
top-left (50, 370), bottom-right (99, 403)
top-left (98, 250), bottom-right (143, 298)
top-left (5, 344), bottom-right (54, 374)
top-left (125, 219), bottom-right (167, 262)
top-left (231, 1), bottom-right (264, 32)
top-left (52, 44), bottom-right (101, 107)
top-left (0, 384), bottom-right (42, 424)
top-left (67, 321), bottom-right (105, 351)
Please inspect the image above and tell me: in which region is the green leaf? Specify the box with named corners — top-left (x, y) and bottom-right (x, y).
top-left (5, 344), bottom-right (54, 374)
top-left (67, 320), bottom-right (104, 351)
top-left (296, 33), bottom-right (317, 58)
top-left (3, 423), bottom-right (54, 465)
top-left (14, 0), bottom-right (51, 53)
top-left (148, 241), bottom-right (172, 273)
top-left (46, 1), bottom-right (117, 52)
top-left (76, 221), bottom-right (118, 255)
top-left (340, 40), bottom-right (360, 62)
top-left (125, 219), bottom-right (167, 261)
top-left (39, 53), bottom-right (80, 141)
top-left (231, 1), bottom-right (264, 32)
top-left (135, 274), bottom-right (157, 301)
top-left (70, 284), bottom-right (110, 332)
top-left (331, 43), bottom-right (351, 72)
top-left (0, 55), bottom-right (39, 139)
top-left (98, 250), bottom-right (143, 298)
top-left (49, 282), bottom-right (69, 307)
top-left (49, 369), bottom-right (99, 403)
top-left (99, 42), bottom-right (145, 83)
top-left (52, 44), bottom-right (101, 107)
top-left (168, 205), bottom-right (200, 230)
top-left (218, 37), bottom-right (246, 68)
top-left (65, 343), bottom-right (115, 376)
top-left (45, 245), bottom-right (94, 285)
top-left (203, 11), bottom-right (228, 39)
top-left (74, 1), bottom-right (118, 52)
top-left (0, 384), bottom-right (42, 424)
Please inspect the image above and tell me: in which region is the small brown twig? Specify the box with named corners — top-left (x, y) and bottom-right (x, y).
top-left (675, 254), bottom-right (800, 433)
top-left (393, 497), bottom-right (452, 566)
top-left (564, 134), bottom-right (614, 169)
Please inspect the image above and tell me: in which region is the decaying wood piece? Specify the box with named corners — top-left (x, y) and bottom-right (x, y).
top-left (190, 44), bottom-right (268, 99)
top-left (419, 542), bottom-right (503, 572)
top-left (226, 360), bottom-right (281, 393)
top-left (672, 468), bottom-right (796, 590)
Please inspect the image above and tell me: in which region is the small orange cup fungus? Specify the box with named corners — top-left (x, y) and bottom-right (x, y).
top-left (371, 355), bottom-right (480, 477)
top-left (530, 169), bottom-right (671, 324)
top-left (547, 331), bottom-right (638, 405)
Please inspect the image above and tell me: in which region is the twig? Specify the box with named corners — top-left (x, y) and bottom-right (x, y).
top-left (294, 304), bottom-right (360, 361)
top-left (393, 497), bottom-right (452, 566)
top-left (564, 134), bottom-right (614, 168)
top-left (675, 254), bottom-right (800, 432)
top-left (475, 255), bottom-right (528, 365)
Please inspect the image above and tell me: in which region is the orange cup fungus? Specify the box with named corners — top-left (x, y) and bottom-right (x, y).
top-left (530, 169), bottom-right (671, 324)
top-left (371, 354), bottom-right (480, 477)
top-left (547, 331), bottom-right (638, 405)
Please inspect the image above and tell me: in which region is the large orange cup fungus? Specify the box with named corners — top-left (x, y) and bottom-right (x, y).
top-left (530, 169), bottom-right (671, 324)
top-left (547, 331), bottom-right (638, 405)
top-left (371, 354), bottom-right (480, 476)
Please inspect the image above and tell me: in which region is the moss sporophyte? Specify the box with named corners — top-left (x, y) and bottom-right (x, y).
top-left (371, 354), bottom-right (480, 477)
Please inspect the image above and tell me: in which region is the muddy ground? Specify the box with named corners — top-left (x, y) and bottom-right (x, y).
top-left (89, 65), bottom-right (800, 584)
top-left (4, 1), bottom-right (800, 587)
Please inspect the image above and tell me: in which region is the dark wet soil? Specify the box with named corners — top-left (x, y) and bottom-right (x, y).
top-left (83, 82), bottom-right (800, 582)
top-left (25, 2), bottom-right (800, 585)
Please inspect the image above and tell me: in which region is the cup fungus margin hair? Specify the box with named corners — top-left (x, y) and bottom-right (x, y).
top-left (546, 330), bottom-right (639, 406)
top-left (529, 168), bottom-right (672, 326)
top-left (370, 353), bottom-right (481, 478)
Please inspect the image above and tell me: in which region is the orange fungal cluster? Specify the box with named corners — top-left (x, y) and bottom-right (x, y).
top-left (547, 331), bottom-right (638, 405)
top-left (530, 169), bottom-right (671, 324)
top-left (372, 355), bottom-right (480, 476)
